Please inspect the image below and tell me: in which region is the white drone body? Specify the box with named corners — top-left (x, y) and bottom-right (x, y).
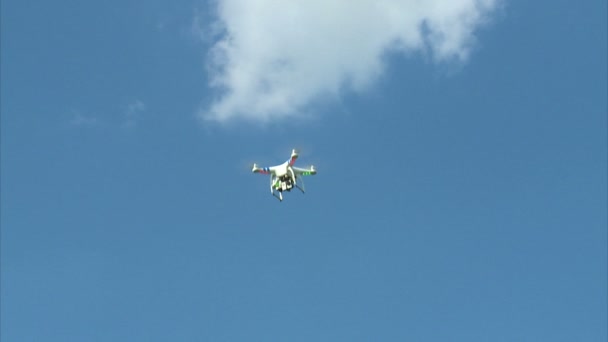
top-left (252, 149), bottom-right (317, 201)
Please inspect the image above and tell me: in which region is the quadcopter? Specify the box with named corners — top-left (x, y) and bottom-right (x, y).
top-left (252, 149), bottom-right (317, 201)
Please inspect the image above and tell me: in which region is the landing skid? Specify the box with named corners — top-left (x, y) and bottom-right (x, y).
top-left (296, 176), bottom-right (306, 193)
top-left (269, 176), bottom-right (306, 202)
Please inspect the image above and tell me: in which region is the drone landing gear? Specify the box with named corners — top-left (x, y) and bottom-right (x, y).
top-left (295, 176), bottom-right (306, 194)
top-left (270, 174), bottom-right (282, 201)
top-left (272, 191), bottom-right (283, 202)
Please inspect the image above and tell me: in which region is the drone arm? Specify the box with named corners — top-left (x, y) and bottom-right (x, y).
top-left (292, 166), bottom-right (316, 176)
top-left (253, 164), bottom-right (272, 174)
top-left (288, 149), bottom-right (298, 166)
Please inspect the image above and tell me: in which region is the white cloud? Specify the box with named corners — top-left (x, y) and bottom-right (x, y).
top-left (200, 0), bottom-right (500, 122)
top-left (70, 112), bottom-right (98, 126)
top-left (123, 100), bottom-right (146, 128)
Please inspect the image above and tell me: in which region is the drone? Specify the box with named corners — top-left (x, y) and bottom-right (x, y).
top-left (252, 149), bottom-right (317, 201)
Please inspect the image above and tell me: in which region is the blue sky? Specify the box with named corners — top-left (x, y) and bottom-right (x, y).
top-left (2, 0), bottom-right (606, 341)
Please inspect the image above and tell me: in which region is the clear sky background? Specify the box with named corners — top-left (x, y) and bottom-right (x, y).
top-left (2, 0), bottom-right (606, 341)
